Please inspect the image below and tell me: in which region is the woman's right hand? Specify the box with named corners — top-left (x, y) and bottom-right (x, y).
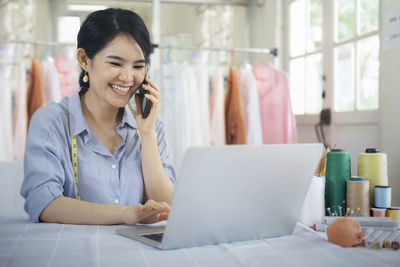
top-left (125, 199), bottom-right (170, 225)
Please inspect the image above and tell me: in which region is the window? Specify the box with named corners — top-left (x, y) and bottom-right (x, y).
top-left (289, 0), bottom-right (323, 115)
top-left (287, 0), bottom-right (379, 115)
top-left (57, 16), bottom-right (80, 44)
top-left (334, 0), bottom-right (379, 111)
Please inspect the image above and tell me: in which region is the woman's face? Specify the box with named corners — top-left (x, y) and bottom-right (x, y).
top-left (86, 33), bottom-right (146, 108)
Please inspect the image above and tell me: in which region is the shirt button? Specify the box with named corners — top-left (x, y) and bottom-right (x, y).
top-left (114, 199), bottom-right (119, 204)
top-left (111, 164), bottom-right (117, 169)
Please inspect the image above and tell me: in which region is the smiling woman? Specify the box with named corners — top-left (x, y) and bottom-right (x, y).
top-left (20, 8), bottom-right (175, 226)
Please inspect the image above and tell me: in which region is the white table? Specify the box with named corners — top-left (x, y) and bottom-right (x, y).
top-left (1, 217), bottom-right (399, 267)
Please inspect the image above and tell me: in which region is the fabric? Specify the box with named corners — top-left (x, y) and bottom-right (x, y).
top-left (252, 63), bottom-right (297, 144)
top-left (21, 92), bottom-right (176, 223)
top-left (12, 64), bottom-right (28, 159)
top-left (239, 64), bottom-right (263, 145)
top-left (210, 68), bottom-right (226, 146)
top-left (154, 62), bottom-right (190, 172)
top-left (224, 66), bottom-right (246, 144)
top-left (182, 63), bottom-right (203, 147)
top-left (54, 55), bottom-right (79, 98)
top-left (41, 57), bottom-right (61, 104)
top-left (0, 69), bottom-right (14, 161)
top-left (194, 63), bottom-right (210, 146)
top-left (26, 59), bottom-right (45, 129)
top-left (1, 218), bottom-right (399, 267)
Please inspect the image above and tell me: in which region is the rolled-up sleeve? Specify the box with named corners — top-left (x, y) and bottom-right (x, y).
top-left (21, 109), bottom-right (66, 222)
top-left (156, 118), bottom-right (176, 185)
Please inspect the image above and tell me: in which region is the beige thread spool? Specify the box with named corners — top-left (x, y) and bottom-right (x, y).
top-left (346, 176), bottom-right (370, 217)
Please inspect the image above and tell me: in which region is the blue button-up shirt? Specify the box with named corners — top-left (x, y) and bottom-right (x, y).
top-left (21, 92), bottom-right (176, 222)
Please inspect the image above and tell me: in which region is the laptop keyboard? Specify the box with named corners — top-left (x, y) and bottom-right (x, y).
top-left (141, 232), bottom-right (164, 242)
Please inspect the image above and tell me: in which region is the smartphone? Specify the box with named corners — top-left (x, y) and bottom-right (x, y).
top-left (137, 81), bottom-right (152, 119)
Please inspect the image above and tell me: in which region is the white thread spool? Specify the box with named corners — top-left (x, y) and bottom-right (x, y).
top-left (374, 186), bottom-right (391, 208)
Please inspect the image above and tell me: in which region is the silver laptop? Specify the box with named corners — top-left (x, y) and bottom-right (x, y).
top-left (116, 143), bottom-right (323, 250)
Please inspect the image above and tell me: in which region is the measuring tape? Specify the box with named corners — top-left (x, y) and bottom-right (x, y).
top-left (70, 100), bottom-right (144, 201)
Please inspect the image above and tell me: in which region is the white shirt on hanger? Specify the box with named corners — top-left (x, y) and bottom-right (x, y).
top-left (239, 64), bottom-right (263, 145)
top-left (0, 68), bottom-right (14, 161)
top-left (154, 61), bottom-right (190, 172)
top-left (181, 62), bottom-right (203, 147)
top-left (209, 67), bottom-right (226, 146)
top-left (12, 63), bottom-right (27, 159)
top-left (41, 57), bottom-right (61, 104)
top-left (193, 61), bottom-right (210, 146)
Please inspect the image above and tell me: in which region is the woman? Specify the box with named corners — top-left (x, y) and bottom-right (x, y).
top-left (21, 8), bottom-right (175, 225)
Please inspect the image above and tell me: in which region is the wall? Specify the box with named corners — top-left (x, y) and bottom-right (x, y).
top-left (247, 0), bottom-right (280, 65)
top-left (381, 0), bottom-right (400, 206)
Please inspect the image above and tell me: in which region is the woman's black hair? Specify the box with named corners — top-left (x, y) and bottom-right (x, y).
top-left (77, 8), bottom-right (152, 89)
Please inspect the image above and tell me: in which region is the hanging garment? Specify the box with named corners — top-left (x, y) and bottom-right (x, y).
top-left (154, 62), bottom-right (190, 171)
top-left (252, 63), bottom-right (297, 144)
top-left (182, 63), bottom-right (203, 147)
top-left (194, 63), bottom-right (210, 146)
top-left (0, 68), bottom-right (14, 161)
top-left (41, 57), bottom-right (61, 104)
top-left (239, 64), bottom-right (263, 145)
top-left (54, 55), bottom-right (79, 98)
top-left (224, 66), bottom-right (246, 145)
top-left (12, 64), bottom-right (27, 159)
top-left (27, 59), bottom-right (45, 129)
top-left (210, 67), bottom-right (226, 146)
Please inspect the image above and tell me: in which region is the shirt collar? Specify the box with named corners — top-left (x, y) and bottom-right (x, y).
top-left (68, 91), bottom-right (89, 137)
top-left (68, 92), bottom-right (139, 136)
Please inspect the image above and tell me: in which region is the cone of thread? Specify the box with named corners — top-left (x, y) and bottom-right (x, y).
top-left (357, 152), bottom-right (388, 207)
top-left (347, 180), bottom-right (370, 217)
top-left (325, 150), bottom-right (351, 215)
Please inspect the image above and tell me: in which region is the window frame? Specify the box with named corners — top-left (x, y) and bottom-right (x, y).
top-left (283, 0), bottom-right (380, 125)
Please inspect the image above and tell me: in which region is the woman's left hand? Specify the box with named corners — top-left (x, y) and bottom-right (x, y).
top-left (134, 76), bottom-right (161, 137)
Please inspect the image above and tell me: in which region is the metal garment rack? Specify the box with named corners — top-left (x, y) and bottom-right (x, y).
top-left (0, 39), bottom-right (75, 47)
top-left (152, 43), bottom-right (278, 57)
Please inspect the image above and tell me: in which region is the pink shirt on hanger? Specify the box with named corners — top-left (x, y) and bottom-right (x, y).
top-left (54, 55), bottom-right (79, 98)
top-left (252, 63), bottom-right (297, 144)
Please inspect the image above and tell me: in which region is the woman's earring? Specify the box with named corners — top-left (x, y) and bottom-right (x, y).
top-left (83, 72), bottom-right (89, 83)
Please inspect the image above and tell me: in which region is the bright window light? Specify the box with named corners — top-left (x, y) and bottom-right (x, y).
top-left (67, 5), bottom-right (107, 12)
top-left (58, 16), bottom-right (80, 43)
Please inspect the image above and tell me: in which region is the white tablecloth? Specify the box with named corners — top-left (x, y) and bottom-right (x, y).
top-left (1, 217), bottom-right (399, 267)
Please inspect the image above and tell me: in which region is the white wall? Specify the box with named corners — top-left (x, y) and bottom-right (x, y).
top-left (381, 0), bottom-right (400, 206)
top-left (247, 0), bottom-right (280, 64)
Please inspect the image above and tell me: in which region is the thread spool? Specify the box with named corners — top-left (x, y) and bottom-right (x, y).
top-left (371, 207), bottom-right (386, 217)
top-left (374, 186), bottom-right (391, 208)
top-left (386, 207), bottom-right (400, 230)
top-left (325, 149), bottom-right (351, 215)
top-left (346, 176), bottom-right (370, 217)
top-left (357, 148), bottom-right (388, 207)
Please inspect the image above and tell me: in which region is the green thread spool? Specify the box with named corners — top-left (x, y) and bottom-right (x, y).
top-left (357, 148), bottom-right (388, 207)
top-left (325, 149), bottom-right (351, 215)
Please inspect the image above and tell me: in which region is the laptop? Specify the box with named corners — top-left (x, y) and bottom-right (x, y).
top-left (116, 143), bottom-right (323, 250)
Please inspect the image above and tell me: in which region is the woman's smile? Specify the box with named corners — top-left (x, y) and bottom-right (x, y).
top-left (109, 83), bottom-right (133, 96)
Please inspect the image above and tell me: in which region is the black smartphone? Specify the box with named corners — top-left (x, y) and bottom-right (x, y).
top-left (137, 80), bottom-right (152, 119)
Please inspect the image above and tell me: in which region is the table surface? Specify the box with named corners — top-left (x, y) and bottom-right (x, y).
top-left (1, 217), bottom-right (399, 267)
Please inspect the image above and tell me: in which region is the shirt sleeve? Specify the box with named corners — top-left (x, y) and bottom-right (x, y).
top-left (155, 117), bottom-right (176, 185)
top-left (20, 109), bottom-right (66, 222)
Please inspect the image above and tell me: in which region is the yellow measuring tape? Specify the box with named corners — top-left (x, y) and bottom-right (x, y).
top-left (71, 101), bottom-right (143, 201)
top-left (71, 136), bottom-right (80, 200)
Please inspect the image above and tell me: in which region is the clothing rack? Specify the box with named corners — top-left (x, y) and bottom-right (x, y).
top-left (0, 39), bottom-right (75, 47)
top-left (152, 44), bottom-right (278, 57)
